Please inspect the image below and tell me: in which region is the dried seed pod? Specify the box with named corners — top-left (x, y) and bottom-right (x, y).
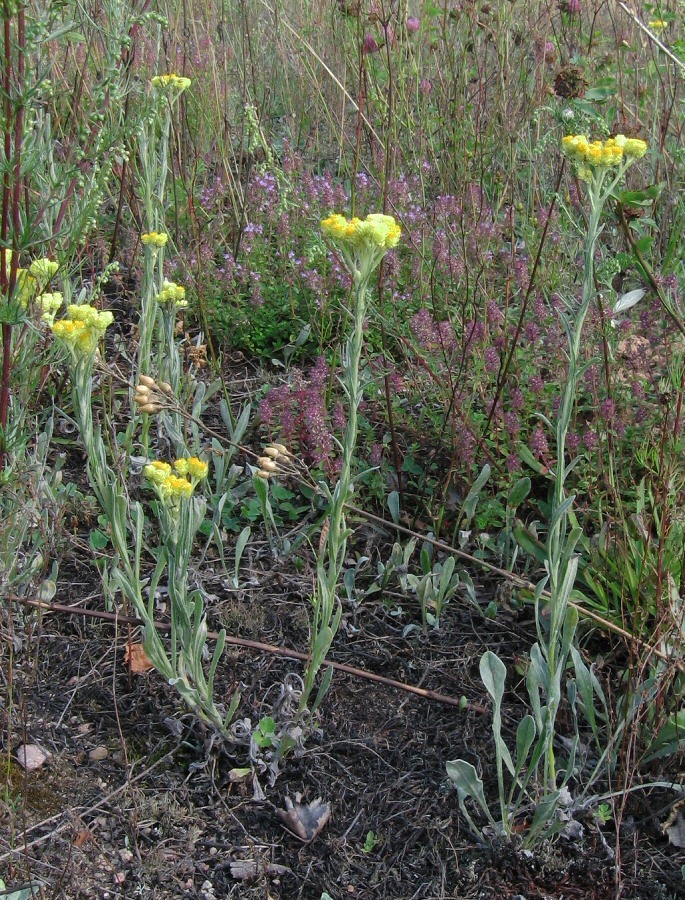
top-left (157, 380), bottom-right (173, 395)
top-left (271, 443), bottom-right (290, 457)
top-left (256, 469), bottom-right (271, 480)
top-left (139, 374), bottom-right (157, 388)
top-left (257, 457), bottom-right (277, 471)
top-left (138, 402), bottom-right (162, 414)
top-left (262, 446), bottom-right (280, 459)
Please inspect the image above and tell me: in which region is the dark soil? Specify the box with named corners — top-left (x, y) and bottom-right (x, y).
top-left (2, 538), bottom-right (684, 900)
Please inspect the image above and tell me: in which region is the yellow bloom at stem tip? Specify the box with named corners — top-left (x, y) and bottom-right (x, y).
top-left (157, 280), bottom-right (187, 307)
top-left (321, 212), bottom-right (401, 251)
top-left (151, 74), bottom-right (192, 93)
top-left (29, 258), bottom-right (59, 287)
top-left (561, 133), bottom-right (647, 173)
top-left (141, 231), bottom-right (169, 249)
top-left (52, 304), bottom-right (113, 357)
top-left (173, 456), bottom-right (208, 480)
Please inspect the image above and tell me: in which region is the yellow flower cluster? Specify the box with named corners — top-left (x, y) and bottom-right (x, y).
top-left (144, 456), bottom-right (207, 504)
top-left (52, 304), bottom-right (114, 356)
top-left (151, 74), bottom-right (192, 93)
top-left (37, 292), bottom-right (64, 326)
top-left (15, 269), bottom-right (38, 305)
top-left (141, 231), bottom-right (169, 248)
top-left (29, 258), bottom-right (59, 287)
top-left (173, 456), bottom-right (209, 480)
top-left (156, 280), bottom-right (187, 307)
top-left (649, 19), bottom-right (667, 31)
top-left (321, 213), bottom-right (401, 251)
top-left (561, 133), bottom-right (648, 170)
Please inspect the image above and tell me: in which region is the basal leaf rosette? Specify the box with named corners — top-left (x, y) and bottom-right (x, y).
top-left (321, 212), bottom-right (401, 283)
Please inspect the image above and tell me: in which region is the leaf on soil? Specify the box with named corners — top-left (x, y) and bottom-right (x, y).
top-left (230, 860), bottom-right (290, 881)
top-left (276, 793), bottom-right (331, 842)
top-left (663, 810), bottom-right (685, 848)
top-left (15, 744), bottom-right (49, 771)
top-left (73, 829), bottom-right (93, 848)
top-left (124, 642), bottom-right (154, 674)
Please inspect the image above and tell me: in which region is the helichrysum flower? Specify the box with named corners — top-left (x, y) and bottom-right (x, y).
top-left (144, 460), bottom-right (173, 485)
top-left (161, 474), bottom-right (194, 501)
top-left (29, 258), bottom-right (59, 287)
top-left (151, 74), bottom-right (192, 94)
top-left (145, 461), bottom-right (194, 505)
top-left (173, 456), bottom-right (208, 480)
top-left (141, 231), bottom-right (169, 248)
top-left (156, 280), bottom-right (187, 307)
top-left (37, 292), bottom-right (63, 325)
top-left (52, 304), bottom-right (114, 357)
top-left (648, 19), bottom-right (667, 31)
top-left (561, 133), bottom-right (647, 177)
top-left (15, 268), bottom-right (38, 305)
top-left (321, 212), bottom-right (401, 282)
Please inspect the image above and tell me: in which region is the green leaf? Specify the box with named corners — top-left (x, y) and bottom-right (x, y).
top-left (446, 759), bottom-right (490, 815)
top-left (633, 235), bottom-right (654, 256)
top-left (89, 529), bottom-right (109, 550)
top-left (618, 183), bottom-right (665, 207)
top-left (513, 524), bottom-right (548, 565)
top-left (461, 464), bottom-right (491, 528)
top-left (584, 86), bottom-right (616, 101)
top-left (388, 490), bottom-right (400, 525)
top-left (515, 715), bottom-right (536, 775)
top-left (508, 477), bottom-right (531, 509)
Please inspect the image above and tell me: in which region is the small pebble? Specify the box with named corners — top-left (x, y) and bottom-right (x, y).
top-left (89, 746), bottom-right (108, 761)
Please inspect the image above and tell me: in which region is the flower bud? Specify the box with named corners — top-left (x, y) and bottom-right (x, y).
top-left (157, 380), bottom-right (173, 395)
top-left (258, 457), bottom-right (277, 471)
top-left (256, 469), bottom-right (271, 480)
top-left (139, 375), bottom-right (156, 388)
top-left (262, 446), bottom-right (280, 459)
top-left (271, 443), bottom-right (290, 456)
top-left (138, 402), bottom-right (162, 414)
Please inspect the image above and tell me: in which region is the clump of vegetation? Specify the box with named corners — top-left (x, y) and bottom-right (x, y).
top-left (2, 0), bottom-right (685, 895)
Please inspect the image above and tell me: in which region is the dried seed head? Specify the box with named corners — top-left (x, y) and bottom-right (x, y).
top-left (138, 402), bottom-right (162, 414)
top-left (271, 443), bottom-right (290, 457)
top-left (262, 446), bottom-right (280, 459)
top-left (256, 469), bottom-right (271, 480)
top-left (157, 380), bottom-right (173, 395)
top-left (139, 375), bottom-right (157, 388)
top-left (257, 457), bottom-right (278, 471)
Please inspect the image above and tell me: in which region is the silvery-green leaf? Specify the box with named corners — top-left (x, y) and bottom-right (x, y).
top-left (446, 759), bottom-right (491, 818)
top-left (515, 715), bottom-right (536, 775)
top-left (388, 490), bottom-right (400, 524)
top-left (612, 288), bottom-right (645, 317)
top-left (480, 651), bottom-right (506, 704)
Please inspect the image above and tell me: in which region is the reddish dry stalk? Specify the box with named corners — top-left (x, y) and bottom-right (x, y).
top-left (0, 3), bottom-right (24, 465)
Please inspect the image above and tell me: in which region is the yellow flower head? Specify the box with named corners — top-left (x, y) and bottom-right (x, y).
top-left (174, 456), bottom-right (208, 480)
top-left (38, 292), bottom-right (64, 325)
top-left (51, 304), bottom-right (113, 357)
top-left (561, 133), bottom-right (647, 173)
top-left (29, 258), bottom-right (59, 287)
top-left (321, 212), bottom-right (401, 281)
top-left (160, 474), bottom-right (194, 502)
top-left (145, 460), bottom-right (173, 486)
top-left (157, 280), bottom-right (187, 307)
top-left (151, 74), bottom-right (192, 94)
top-left (141, 231), bottom-right (169, 249)
top-left (649, 19), bottom-right (667, 31)
top-left (15, 268), bottom-right (38, 306)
